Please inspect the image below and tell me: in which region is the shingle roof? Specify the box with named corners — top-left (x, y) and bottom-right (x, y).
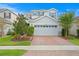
top-left (0, 8), bottom-right (17, 16)
top-left (0, 9), bottom-right (5, 12)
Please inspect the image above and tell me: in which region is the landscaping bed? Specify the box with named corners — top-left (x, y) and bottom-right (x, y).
top-left (0, 50), bottom-right (25, 56)
top-left (0, 36), bottom-right (31, 46)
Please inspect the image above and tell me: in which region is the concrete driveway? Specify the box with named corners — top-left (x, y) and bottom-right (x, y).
top-left (23, 36), bottom-right (76, 56)
top-left (32, 36), bottom-right (72, 45)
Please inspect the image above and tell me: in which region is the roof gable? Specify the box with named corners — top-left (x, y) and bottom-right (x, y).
top-left (29, 15), bottom-right (58, 25)
top-left (0, 8), bottom-right (17, 16)
top-left (29, 15), bottom-right (58, 23)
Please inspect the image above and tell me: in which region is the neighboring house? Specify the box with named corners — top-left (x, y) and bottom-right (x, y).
top-left (25, 8), bottom-right (61, 36)
top-left (0, 17), bottom-right (5, 36)
top-left (25, 8), bottom-right (79, 36)
top-left (70, 16), bottom-right (79, 36)
top-left (0, 8), bottom-right (17, 36)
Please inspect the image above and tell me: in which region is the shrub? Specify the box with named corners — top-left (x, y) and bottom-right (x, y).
top-left (77, 29), bottom-right (79, 37)
top-left (27, 26), bottom-right (34, 36)
top-left (7, 29), bottom-right (15, 35)
top-left (12, 34), bottom-right (32, 41)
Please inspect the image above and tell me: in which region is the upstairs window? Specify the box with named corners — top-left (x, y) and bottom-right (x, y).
top-left (49, 13), bottom-right (55, 17)
top-left (33, 12), bottom-right (37, 15)
top-left (9, 13), bottom-right (11, 19)
top-left (38, 12), bottom-right (44, 16)
top-left (49, 11), bottom-right (56, 18)
top-left (4, 12), bottom-right (11, 19)
top-left (33, 11), bottom-right (44, 16)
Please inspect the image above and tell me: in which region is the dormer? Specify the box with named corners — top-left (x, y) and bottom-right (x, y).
top-left (32, 10), bottom-right (44, 16)
top-left (48, 8), bottom-right (57, 18)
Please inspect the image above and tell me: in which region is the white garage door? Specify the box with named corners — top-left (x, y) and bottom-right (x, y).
top-left (34, 25), bottom-right (59, 36)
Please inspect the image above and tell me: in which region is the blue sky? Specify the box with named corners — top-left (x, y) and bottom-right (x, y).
top-left (0, 3), bottom-right (79, 16)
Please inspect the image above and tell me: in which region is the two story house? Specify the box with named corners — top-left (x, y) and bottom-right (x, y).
top-left (0, 8), bottom-right (17, 36)
top-left (25, 8), bottom-right (61, 36)
top-left (25, 8), bottom-right (79, 36)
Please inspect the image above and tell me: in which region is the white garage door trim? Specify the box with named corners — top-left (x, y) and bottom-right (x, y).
top-left (34, 25), bottom-right (59, 36)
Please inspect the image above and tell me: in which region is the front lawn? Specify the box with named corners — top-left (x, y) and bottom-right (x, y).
top-left (0, 36), bottom-right (31, 46)
top-left (69, 36), bottom-right (79, 46)
top-left (0, 50), bottom-right (25, 56)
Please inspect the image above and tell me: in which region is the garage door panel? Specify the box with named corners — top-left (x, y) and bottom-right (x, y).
top-left (34, 25), bottom-right (59, 36)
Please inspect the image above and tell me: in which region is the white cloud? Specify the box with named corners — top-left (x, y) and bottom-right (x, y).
top-left (0, 4), bottom-right (23, 14)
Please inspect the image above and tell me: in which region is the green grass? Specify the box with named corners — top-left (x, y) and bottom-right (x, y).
top-left (0, 50), bottom-right (26, 56)
top-left (0, 36), bottom-right (31, 46)
top-left (69, 36), bottom-right (79, 46)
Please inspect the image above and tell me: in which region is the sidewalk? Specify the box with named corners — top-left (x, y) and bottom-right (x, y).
top-left (23, 50), bottom-right (79, 56)
top-left (0, 45), bottom-right (79, 50)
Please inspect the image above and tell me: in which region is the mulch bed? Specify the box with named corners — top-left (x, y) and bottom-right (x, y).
top-left (12, 35), bottom-right (33, 41)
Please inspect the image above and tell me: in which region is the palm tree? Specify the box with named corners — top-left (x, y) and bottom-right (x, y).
top-left (59, 12), bottom-right (74, 38)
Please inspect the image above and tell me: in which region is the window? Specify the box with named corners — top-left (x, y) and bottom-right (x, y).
top-left (4, 12), bottom-right (6, 18)
top-left (39, 12), bottom-right (44, 16)
top-left (4, 12), bottom-right (11, 19)
top-left (33, 11), bottom-right (44, 16)
top-left (49, 13), bottom-right (55, 17)
top-left (33, 12), bottom-right (37, 15)
top-left (9, 13), bottom-right (11, 19)
top-left (49, 11), bottom-right (56, 18)
top-left (55, 25), bottom-right (57, 28)
top-left (35, 25), bottom-right (57, 28)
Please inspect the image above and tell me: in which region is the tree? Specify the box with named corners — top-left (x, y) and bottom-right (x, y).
top-left (12, 14), bottom-right (34, 41)
top-left (59, 12), bottom-right (74, 38)
top-left (13, 14), bottom-right (29, 35)
top-left (13, 14), bottom-right (34, 36)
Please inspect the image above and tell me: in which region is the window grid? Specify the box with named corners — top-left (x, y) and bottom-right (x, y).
top-left (34, 25), bottom-right (57, 28)
top-left (4, 12), bottom-right (11, 19)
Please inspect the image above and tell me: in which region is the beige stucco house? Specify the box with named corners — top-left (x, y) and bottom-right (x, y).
top-left (0, 8), bottom-right (17, 36)
top-left (70, 17), bottom-right (79, 36)
top-left (25, 8), bottom-right (79, 36)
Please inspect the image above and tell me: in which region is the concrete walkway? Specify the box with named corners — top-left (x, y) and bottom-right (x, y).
top-left (0, 45), bottom-right (79, 50)
top-left (0, 46), bottom-right (79, 56)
